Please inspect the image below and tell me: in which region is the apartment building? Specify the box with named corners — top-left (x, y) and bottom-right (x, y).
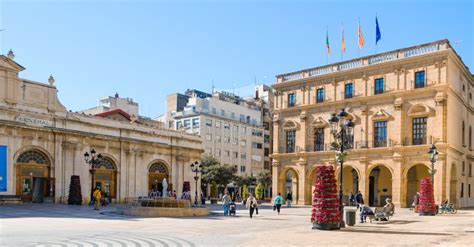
top-left (167, 89), bottom-right (271, 177)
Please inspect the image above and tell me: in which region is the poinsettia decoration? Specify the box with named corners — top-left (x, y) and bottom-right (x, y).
top-left (311, 165), bottom-right (341, 225)
top-left (418, 177), bottom-right (437, 215)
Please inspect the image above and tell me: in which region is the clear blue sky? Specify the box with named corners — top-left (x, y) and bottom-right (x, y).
top-left (1, 0), bottom-right (472, 117)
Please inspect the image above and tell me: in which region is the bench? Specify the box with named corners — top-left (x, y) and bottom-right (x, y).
top-left (367, 207), bottom-right (394, 222)
top-left (0, 195), bottom-right (22, 205)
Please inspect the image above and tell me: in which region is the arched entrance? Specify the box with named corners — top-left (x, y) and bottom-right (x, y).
top-left (15, 149), bottom-right (53, 202)
top-left (148, 162), bottom-right (170, 195)
top-left (283, 168), bottom-right (298, 203)
top-left (93, 157), bottom-right (117, 199)
top-left (368, 165), bottom-right (392, 206)
top-left (449, 163), bottom-right (457, 206)
top-left (405, 164), bottom-right (430, 207)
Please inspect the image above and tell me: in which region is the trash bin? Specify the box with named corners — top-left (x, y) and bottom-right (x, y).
top-left (344, 207), bottom-right (357, 226)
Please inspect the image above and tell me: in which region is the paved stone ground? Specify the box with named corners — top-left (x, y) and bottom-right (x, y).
top-left (0, 203), bottom-right (473, 247)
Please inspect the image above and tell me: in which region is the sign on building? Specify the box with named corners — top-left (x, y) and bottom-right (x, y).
top-left (0, 145), bottom-right (7, 192)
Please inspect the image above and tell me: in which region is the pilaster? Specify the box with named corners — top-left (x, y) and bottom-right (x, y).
top-left (297, 157), bottom-right (307, 205)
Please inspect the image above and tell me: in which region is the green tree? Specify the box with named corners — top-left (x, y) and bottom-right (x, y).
top-left (210, 181), bottom-right (218, 198)
top-left (255, 183), bottom-right (264, 200)
top-left (256, 171), bottom-right (272, 198)
top-left (242, 184), bottom-right (249, 201)
top-left (234, 174), bottom-right (256, 187)
top-left (200, 154), bottom-right (220, 184)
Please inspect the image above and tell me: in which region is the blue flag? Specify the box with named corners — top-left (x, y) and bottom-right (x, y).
top-left (376, 16), bottom-right (381, 45)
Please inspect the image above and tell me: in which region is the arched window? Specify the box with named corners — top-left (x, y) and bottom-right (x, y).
top-left (149, 163), bottom-right (168, 174)
top-left (97, 157), bottom-right (116, 170)
top-left (16, 150), bottom-right (49, 164)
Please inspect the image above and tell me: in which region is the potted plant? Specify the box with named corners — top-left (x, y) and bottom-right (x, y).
top-left (418, 178), bottom-right (437, 216)
top-left (311, 165), bottom-right (341, 230)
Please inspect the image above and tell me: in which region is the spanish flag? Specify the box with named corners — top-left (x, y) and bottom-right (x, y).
top-left (341, 25), bottom-right (346, 53)
top-left (358, 20), bottom-right (365, 49)
top-left (326, 30), bottom-right (330, 56)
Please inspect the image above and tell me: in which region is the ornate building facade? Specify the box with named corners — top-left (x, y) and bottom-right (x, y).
top-left (0, 52), bottom-right (203, 204)
top-left (271, 40), bottom-right (474, 208)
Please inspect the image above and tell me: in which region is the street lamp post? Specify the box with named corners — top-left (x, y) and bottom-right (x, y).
top-left (190, 161), bottom-right (202, 206)
top-left (84, 149), bottom-right (103, 200)
top-left (329, 109), bottom-right (355, 229)
top-left (427, 144), bottom-right (439, 189)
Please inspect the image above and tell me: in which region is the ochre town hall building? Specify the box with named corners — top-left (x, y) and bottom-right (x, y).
top-left (271, 40), bottom-right (474, 208)
top-left (0, 52), bottom-right (203, 204)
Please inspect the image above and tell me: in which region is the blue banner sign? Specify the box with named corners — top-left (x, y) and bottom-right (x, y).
top-left (0, 145), bottom-right (6, 192)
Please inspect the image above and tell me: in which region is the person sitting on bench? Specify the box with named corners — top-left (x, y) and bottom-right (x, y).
top-left (359, 204), bottom-right (374, 223)
top-left (376, 198), bottom-right (395, 221)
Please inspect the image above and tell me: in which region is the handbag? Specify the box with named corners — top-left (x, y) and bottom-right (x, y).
top-left (273, 205), bottom-right (276, 211)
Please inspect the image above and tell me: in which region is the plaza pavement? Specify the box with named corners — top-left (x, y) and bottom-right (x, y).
top-left (0, 203), bottom-right (473, 247)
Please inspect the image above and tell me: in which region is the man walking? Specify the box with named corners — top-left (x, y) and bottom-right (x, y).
top-left (286, 191), bottom-right (293, 208)
top-left (222, 192), bottom-right (231, 216)
top-left (355, 191), bottom-right (364, 209)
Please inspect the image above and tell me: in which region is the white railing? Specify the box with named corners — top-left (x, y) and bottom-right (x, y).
top-left (403, 44), bottom-right (439, 58)
top-left (309, 65), bottom-right (333, 76)
top-left (282, 72), bottom-right (303, 81)
top-left (338, 59), bottom-right (363, 71)
top-left (368, 52), bottom-right (398, 65)
top-left (277, 40), bottom-right (446, 83)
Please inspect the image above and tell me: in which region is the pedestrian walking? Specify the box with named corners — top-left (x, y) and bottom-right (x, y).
top-left (412, 192), bottom-right (420, 207)
top-left (92, 187), bottom-right (102, 210)
top-left (222, 192), bottom-right (231, 216)
top-left (246, 194), bottom-right (258, 219)
top-left (286, 191), bottom-right (293, 208)
top-left (273, 193), bottom-right (284, 214)
top-left (349, 192), bottom-right (355, 206)
top-left (355, 191), bottom-right (364, 209)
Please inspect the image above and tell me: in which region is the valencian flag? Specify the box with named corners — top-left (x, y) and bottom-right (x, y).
top-left (376, 16), bottom-right (382, 45)
top-left (358, 20), bottom-right (365, 49)
top-left (326, 30), bottom-right (330, 56)
top-left (341, 24), bottom-right (346, 53)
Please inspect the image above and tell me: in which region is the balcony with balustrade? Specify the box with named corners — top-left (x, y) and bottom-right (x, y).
top-left (275, 39), bottom-right (449, 84)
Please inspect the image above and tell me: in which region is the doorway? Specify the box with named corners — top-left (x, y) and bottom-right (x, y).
top-left (15, 150), bottom-right (52, 203)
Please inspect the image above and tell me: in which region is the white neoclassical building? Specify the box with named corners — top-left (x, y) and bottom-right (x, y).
top-left (0, 51), bottom-right (203, 204)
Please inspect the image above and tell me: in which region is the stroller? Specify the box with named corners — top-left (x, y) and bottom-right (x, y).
top-left (229, 201), bottom-right (237, 216)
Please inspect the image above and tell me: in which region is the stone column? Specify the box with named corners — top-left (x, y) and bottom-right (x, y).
top-left (272, 159), bottom-right (280, 197)
top-left (391, 155), bottom-right (403, 207)
top-left (297, 157), bottom-right (307, 205)
top-left (273, 117), bottom-right (280, 153)
top-left (299, 111), bottom-right (307, 152)
top-left (434, 156), bottom-right (447, 204)
top-left (358, 157), bottom-right (368, 203)
top-left (394, 98), bottom-right (403, 146)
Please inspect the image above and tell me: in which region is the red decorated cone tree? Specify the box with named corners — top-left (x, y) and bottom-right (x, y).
top-left (311, 165), bottom-right (341, 230)
top-left (418, 177), bottom-right (437, 216)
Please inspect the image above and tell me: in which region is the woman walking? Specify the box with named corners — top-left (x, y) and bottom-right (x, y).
top-left (273, 193), bottom-right (284, 214)
top-left (246, 194), bottom-right (258, 219)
